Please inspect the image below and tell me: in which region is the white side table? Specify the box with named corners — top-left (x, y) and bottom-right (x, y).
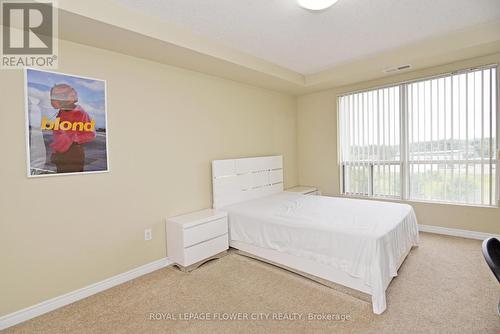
top-left (166, 209), bottom-right (228, 271)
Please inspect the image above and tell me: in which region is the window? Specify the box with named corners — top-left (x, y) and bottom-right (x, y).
top-left (338, 86), bottom-right (401, 197)
top-left (339, 66), bottom-right (498, 206)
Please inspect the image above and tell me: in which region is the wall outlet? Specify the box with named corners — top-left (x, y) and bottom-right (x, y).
top-left (144, 229), bottom-right (152, 241)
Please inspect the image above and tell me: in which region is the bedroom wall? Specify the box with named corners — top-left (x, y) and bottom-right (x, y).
top-left (0, 39), bottom-right (298, 316)
top-left (297, 53), bottom-right (500, 235)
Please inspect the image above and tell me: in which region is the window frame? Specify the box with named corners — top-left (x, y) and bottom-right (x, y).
top-left (337, 64), bottom-right (500, 208)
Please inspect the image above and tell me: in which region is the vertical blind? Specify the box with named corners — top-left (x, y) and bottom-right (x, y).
top-left (338, 86), bottom-right (401, 197)
top-left (339, 65), bottom-right (498, 206)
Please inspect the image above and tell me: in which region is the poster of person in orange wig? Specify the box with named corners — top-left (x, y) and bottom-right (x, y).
top-left (25, 68), bottom-right (109, 176)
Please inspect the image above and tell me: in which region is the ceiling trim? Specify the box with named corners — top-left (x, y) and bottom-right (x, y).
top-left (304, 20), bottom-right (500, 93)
top-left (54, 0), bottom-right (500, 95)
top-left (56, 0), bottom-right (304, 86)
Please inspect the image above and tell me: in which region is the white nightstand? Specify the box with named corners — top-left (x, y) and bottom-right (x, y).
top-left (166, 209), bottom-right (228, 272)
top-left (285, 186), bottom-right (321, 195)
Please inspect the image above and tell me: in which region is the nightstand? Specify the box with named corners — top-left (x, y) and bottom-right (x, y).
top-left (285, 186), bottom-right (321, 195)
top-left (166, 209), bottom-right (228, 272)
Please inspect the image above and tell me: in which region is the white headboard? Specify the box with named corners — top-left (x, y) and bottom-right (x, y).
top-left (211, 156), bottom-right (284, 208)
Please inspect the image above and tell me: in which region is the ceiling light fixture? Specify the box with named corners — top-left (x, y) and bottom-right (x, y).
top-left (297, 0), bottom-right (339, 11)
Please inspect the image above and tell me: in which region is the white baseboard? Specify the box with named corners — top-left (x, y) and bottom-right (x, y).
top-left (419, 224), bottom-right (500, 240)
top-left (0, 257), bottom-right (173, 331)
top-left (2, 225), bottom-right (498, 330)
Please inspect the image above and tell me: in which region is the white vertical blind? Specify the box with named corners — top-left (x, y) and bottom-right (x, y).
top-left (339, 65), bottom-right (498, 206)
top-left (407, 67), bottom-right (497, 206)
top-left (339, 86), bottom-right (401, 197)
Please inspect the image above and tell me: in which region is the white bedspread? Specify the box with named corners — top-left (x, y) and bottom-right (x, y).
top-left (223, 192), bottom-right (419, 313)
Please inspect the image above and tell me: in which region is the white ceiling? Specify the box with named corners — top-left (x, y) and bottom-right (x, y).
top-left (114, 0), bottom-right (500, 75)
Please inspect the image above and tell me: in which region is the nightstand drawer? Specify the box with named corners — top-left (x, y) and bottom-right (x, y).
top-left (184, 234), bottom-right (228, 266)
top-left (183, 217), bottom-right (227, 247)
top-left (166, 209), bottom-right (228, 271)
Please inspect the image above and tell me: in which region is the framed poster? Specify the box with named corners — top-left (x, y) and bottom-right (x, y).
top-left (24, 68), bottom-right (109, 177)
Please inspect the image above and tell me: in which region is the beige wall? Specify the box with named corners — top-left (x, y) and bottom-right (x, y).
top-left (0, 40), bottom-right (298, 316)
top-left (1, 34), bottom-right (499, 319)
top-left (298, 53), bottom-right (500, 235)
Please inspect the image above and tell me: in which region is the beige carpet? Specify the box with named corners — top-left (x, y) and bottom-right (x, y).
top-left (4, 233), bottom-right (500, 334)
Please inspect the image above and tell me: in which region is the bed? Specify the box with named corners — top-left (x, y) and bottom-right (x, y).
top-left (212, 155), bottom-right (419, 314)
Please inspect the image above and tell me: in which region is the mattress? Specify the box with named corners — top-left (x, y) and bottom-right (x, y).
top-left (223, 192), bottom-right (419, 306)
